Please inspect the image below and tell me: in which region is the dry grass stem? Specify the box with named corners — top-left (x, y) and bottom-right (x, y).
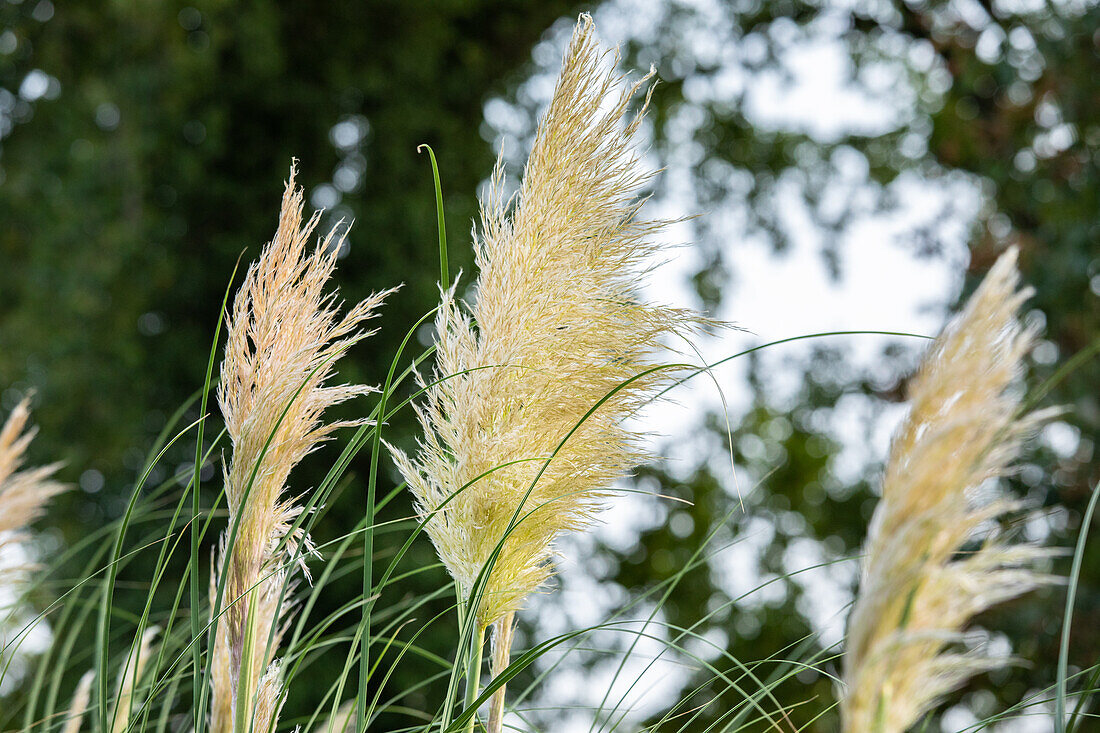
top-left (840, 247), bottom-right (1057, 733)
top-left (209, 164), bottom-right (394, 733)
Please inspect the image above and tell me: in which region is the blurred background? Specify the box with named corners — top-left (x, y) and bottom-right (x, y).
top-left (1, 0), bottom-right (1097, 730)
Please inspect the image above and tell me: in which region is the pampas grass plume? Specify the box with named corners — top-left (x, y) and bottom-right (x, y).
top-left (389, 14), bottom-right (704, 731)
top-left (0, 396), bottom-right (65, 583)
top-left (209, 164), bottom-right (394, 733)
top-left (841, 247), bottom-right (1056, 733)
top-left (389, 12), bottom-right (697, 634)
top-left (62, 671), bottom-right (94, 733)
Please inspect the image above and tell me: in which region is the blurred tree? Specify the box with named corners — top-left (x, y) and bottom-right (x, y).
top-left (0, 0), bottom-right (579, 489)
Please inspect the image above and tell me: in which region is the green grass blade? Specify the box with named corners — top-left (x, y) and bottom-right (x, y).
top-left (418, 143), bottom-right (449, 290)
top-left (1059, 481), bottom-right (1100, 732)
top-left (193, 256), bottom-right (241, 733)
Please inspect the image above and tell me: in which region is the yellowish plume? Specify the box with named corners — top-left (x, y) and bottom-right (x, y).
top-left (389, 20), bottom-right (705, 727)
top-left (210, 164), bottom-right (393, 733)
top-left (390, 12), bottom-right (696, 634)
top-left (841, 247), bottom-right (1055, 733)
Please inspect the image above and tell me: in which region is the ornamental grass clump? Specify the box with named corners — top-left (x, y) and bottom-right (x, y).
top-left (388, 13), bottom-right (699, 728)
top-left (209, 166), bottom-right (392, 733)
top-left (841, 247), bottom-right (1057, 733)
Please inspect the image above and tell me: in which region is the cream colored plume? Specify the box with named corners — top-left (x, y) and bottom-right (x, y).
top-left (110, 625), bottom-right (160, 733)
top-left (62, 670), bottom-right (94, 733)
top-left (0, 395), bottom-right (65, 696)
top-left (0, 396), bottom-right (65, 584)
top-left (209, 164), bottom-right (393, 733)
top-left (841, 247), bottom-right (1055, 733)
top-left (388, 13), bottom-right (697, 630)
top-left (58, 626), bottom-right (159, 733)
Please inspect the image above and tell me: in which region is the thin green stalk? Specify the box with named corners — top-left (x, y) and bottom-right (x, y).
top-left (94, 414), bottom-right (206, 733)
top-left (440, 589), bottom-right (468, 729)
top-left (357, 145), bottom-right (448, 732)
top-left (465, 624), bottom-right (486, 733)
top-left (357, 309), bottom-right (431, 733)
top-left (418, 143), bottom-right (449, 290)
top-left (194, 258), bottom-right (242, 733)
top-left (1067, 663), bottom-right (1100, 733)
top-left (1058, 481), bottom-right (1100, 732)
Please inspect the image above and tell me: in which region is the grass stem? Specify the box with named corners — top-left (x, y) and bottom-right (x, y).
top-left (487, 612), bottom-right (514, 733)
top-left (465, 624), bottom-right (486, 733)
top-left (235, 590), bottom-right (259, 733)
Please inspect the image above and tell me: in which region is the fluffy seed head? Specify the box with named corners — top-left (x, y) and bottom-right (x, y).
top-left (0, 396), bottom-right (65, 583)
top-left (389, 15), bottom-right (699, 628)
top-left (111, 625), bottom-right (160, 733)
top-left (62, 670), bottom-right (94, 733)
top-left (210, 165), bottom-right (392, 732)
top-left (0, 395), bottom-right (65, 691)
top-left (841, 247), bottom-right (1056, 733)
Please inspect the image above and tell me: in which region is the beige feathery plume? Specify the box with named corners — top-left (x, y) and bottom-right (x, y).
top-left (0, 396), bottom-right (65, 695)
top-left (388, 15), bottom-right (699, 725)
top-left (392, 9), bottom-right (695, 634)
top-left (314, 700), bottom-right (354, 733)
top-left (62, 670), bottom-right (94, 733)
top-left (209, 164), bottom-right (394, 733)
top-left (840, 247), bottom-right (1056, 733)
top-left (110, 625), bottom-right (160, 733)
top-left (392, 13), bottom-right (696, 626)
top-left (0, 396), bottom-right (65, 585)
